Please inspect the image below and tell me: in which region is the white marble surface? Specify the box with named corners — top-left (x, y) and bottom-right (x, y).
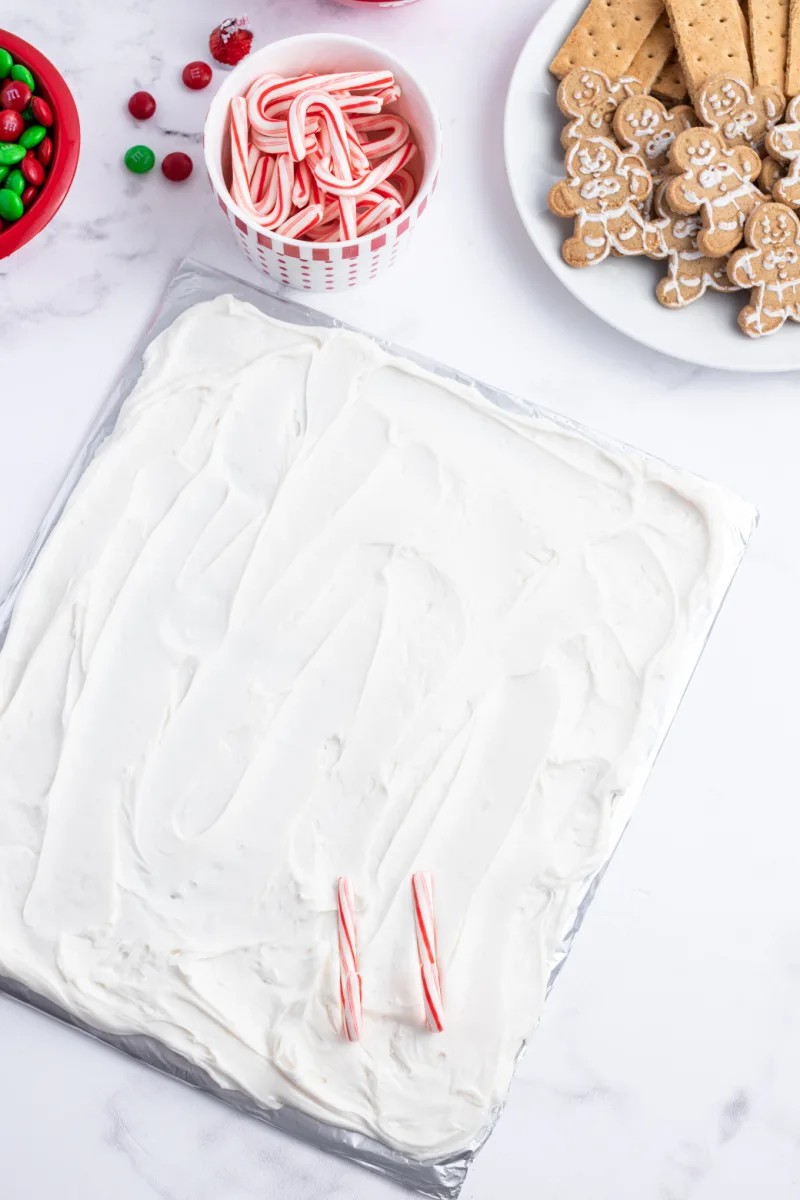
top-left (1, 1), bottom-right (798, 1197)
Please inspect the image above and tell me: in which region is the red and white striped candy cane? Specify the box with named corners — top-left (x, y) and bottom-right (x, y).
top-left (355, 191), bottom-right (402, 236)
top-left (255, 152), bottom-right (294, 226)
top-left (288, 90), bottom-right (353, 172)
top-left (412, 871), bottom-right (444, 1033)
top-left (337, 877), bottom-right (363, 1042)
top-left (276, 203), bottom-right (325, 239)
top-left (338, 196), bottom-right (359, 242)
top-left (313, 140), bottom-right (416, 197)
top-left (292, 159), bottom-right (314, 209)
top-left (230, 96), bottom-right (258, 215)
top-left (389, 167), bottom-right (417, 208)
top-left (250, 153), bottom-right (273, 204)
top-left (350, 114), bottom-right (410, 160)
top-left (338, 93), bottom-right (384, 117)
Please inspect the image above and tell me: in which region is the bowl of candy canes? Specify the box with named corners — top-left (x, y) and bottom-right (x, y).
top-left (204, 33), bottom-right (441, 290)
top-left (0, 30), bottom-right (80, 259)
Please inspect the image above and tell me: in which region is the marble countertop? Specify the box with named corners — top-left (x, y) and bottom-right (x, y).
top-left (2, 1), bottom-right (798, 1197)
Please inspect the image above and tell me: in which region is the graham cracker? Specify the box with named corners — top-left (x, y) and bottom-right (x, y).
top-left (628, 14), bottom-right (676, 88)
top-left (663, 0), bottom-right (753, 102)
top-left (550, 0), bottom-right (665, 79)
top-left (748, 0), bottom-right (789, 89)
top-left (653, 54), bottom-right (689, 99)
top-left (787, 0), bottom-right (800, 94)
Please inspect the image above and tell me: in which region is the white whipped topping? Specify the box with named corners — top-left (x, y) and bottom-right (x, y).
top-left (0, 297), bottom-right (755, 1159)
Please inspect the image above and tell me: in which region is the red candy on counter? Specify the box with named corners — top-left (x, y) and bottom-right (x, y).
top-left (21, 150), bottom-right (44, 186)
top-left (1, 78), bottom-right (31, 112)
top-left (37, 135), bottom-right (53, 167)
top-left (182, 61), bottom-right (213, 90)
top-left (209, 18), bottom-right (253, 67)
top-left (161, 151), bottom-right (193, 181)
top-left (30, 95), bottom-right (53, 127)
top-left (128, 90), bottom-right (156, 120)
top-left (0, 108), bottom-right (23, 141)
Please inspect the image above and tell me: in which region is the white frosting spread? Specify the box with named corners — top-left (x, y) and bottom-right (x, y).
top-left (0, 297), bottom-right (755, 1160)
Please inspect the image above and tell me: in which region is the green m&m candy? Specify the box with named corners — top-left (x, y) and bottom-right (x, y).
top-left (0, 49), bottom-right (12, 79)
top-left (0, 165), bottom-right (8, 186)
top-left (10, 64), bottom-right (34, 91)
top-left (124, 144), bottom-right (155, 174)
top-left (0, 143), bottom-right (25, 167)
top-left (19, 124), bottom-right (46, 149)
top-left (5, 168), bottom-right (24, 196)
top-left (0, 187), bottom-right (24, 221)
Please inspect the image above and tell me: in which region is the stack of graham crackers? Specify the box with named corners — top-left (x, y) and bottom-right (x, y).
top-left (547, 0), bottom-right (800, 337)
top-left (551, 0), bottom-right (797, 105)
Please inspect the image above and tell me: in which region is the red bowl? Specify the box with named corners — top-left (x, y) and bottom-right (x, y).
top-left (0, 29), bottom-right (80, 259)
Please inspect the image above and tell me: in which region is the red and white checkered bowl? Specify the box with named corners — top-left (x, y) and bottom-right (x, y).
top-left (204, 33), bottom-right (442, 291)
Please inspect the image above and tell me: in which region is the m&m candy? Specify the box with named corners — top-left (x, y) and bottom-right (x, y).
top-left (0, 142), bottom-right (25, 166)
top-left (182, 61), bottom-right (213, 90)
top-left (0, 187), bottom-right (23, 221)
top-left (161, 151), bottom-right (193, 181)
top-left (0, 109), bottom-right (23, 141)
top-left (124, 144), bottom-right (156, 173)
top-left (0, 79), bottom-right (31, 112)
top-left (37, 136), bottom-right (53, 167)
top-left (21, 183), bottom-right (37, 207)
top-left (0, 49), bottom-right (12, 80)
top-left (128, 91), bottom-right (156, 120)
top-left (21, 151), bottom-right (44, 186)
top-left (10, 64), bottom-right (35, 91)
top-left (4, 168), bottom-right (24, 196)
top-left (19, 124), bottom-right (46, 149)
top-left (30, 95), bottom-right (53, 126)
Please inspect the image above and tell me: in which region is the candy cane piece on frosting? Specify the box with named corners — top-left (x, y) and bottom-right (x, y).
top-left (337, 877), bottom-right (363, 1042)
top-left (412, 871), bottom-right (444, 1033)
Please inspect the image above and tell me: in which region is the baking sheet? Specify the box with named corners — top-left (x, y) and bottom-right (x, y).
top-left (0, 258), bottom-right (757, 1198)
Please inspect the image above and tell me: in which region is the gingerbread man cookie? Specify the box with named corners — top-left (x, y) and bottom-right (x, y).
top-left (665, 128), bottom-right (762, 257)
top-left (613, 95), bottom-right (698, 176)
top-left (758, 155), bottom-right (786, 198)
top-left (728, 202), bottom-right (800, 337)
top-left (695, 74), bottom-right (785, 151)
top-left (557, 68), bottom-right (644, 149)
top-left (548, 135), bottom-right (664, 266)
top-left (765, 95), bottom-right (800, 208)
top-left (651, 181), bottom-right (741, 308)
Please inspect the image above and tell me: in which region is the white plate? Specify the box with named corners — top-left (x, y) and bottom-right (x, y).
top-left (504, 0), bottom-right (800, 373)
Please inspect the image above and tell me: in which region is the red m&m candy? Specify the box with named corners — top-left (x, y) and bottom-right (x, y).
top-left (0, 108), bottom-right (23, 141)
top-left (0, 78), bottom-right (31, 112)
top-left (21, 150), bottom-right (44, 186)
top-left (128, 90), bottom-right (156, 120)
top-left (30, 95), bottom-right (53, 126)
top-left (161, 151), bottom-right (193, 181)
top-left (182, 61), bottom-right (212, 90)
top-left (37, 135), bottom-right (53, 167)
top-left (21, 183), bottom-right (37, 207)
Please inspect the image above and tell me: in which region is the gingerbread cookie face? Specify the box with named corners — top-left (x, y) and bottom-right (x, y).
top-left (557, 68), bottom-right (644, 148)
top-left (651, 181), bottom-right (741, 308)
top-left (613, 95), bottom-right (698, 175)
top-left (548, 135), bottom-right (664, 266)
top-left (765, 95), bottom-right (800, 207)
top-left (666, 128), bottom-right (762, 257)
top-left (727, 201), bottom-right (800, 336)
top-left (696, 74), bottom-right (785, 151)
